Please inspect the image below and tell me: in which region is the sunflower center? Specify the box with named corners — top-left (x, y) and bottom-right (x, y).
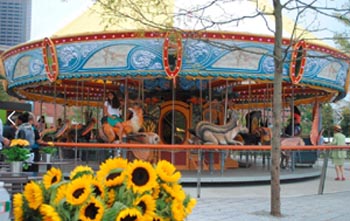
top-left (73, 188), bottom-right (85, 198)
top-left (93, 186), bottom-right (102, 196)
top-left (137, 201), bottom-right (146, 213)
top-left (121, 215), bottom-right (137, 221)
top-left (84, 202), bottom-right (99, 219)
top-left (51, 176), bottom-right (57, 184)
top-left (107, 172), bottom-right (121, 180)
top-left (132, 167), bottom-right (149, 186)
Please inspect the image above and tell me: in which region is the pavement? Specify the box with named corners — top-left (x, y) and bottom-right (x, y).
top-left (4, 153), bottom-right (347, 221)
top-left (184, 161), bottom-right (350, 221)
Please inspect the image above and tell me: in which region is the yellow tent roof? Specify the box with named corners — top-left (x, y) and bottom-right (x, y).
top-left (54, 0), bottom-right (329, 47)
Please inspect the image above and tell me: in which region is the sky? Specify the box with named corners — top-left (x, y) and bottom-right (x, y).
top-left (31, 0), bottom-right (93, 40)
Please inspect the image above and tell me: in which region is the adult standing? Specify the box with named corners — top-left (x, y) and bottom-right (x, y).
top-left (330, 125), bottom-right (347, 181)
top-left (28, 113), bottom-right (43, 172)
top-left (0, 118), bottom-right (10, 151)
top-left (15, 112), bottom-right (38, 172)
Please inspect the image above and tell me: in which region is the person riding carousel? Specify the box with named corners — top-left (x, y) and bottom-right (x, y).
top-left (101, 91), bottom-right (125, 142)
top-left (284, 106), bottom-right (302, 137)
top-left (281, 106), bottom-right (302, 169)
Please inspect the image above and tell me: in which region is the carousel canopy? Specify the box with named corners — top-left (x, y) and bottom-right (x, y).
top-left (0, 0), bottom-right (349, 108)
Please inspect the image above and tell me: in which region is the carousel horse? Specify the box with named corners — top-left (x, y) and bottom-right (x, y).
top-left (68, 117), bottom-right (97, 142)
top-left (189, 110), bottom-right (248, 145)
top-left (238, 110), bottom-right (270, 145)
top-left (127, 132), bottom-right (160, 161)
top-left (41, 119), bottom-right (71, 142)
top-left (236, 110), bottom-right (272, 165)
top-left (101, 104), bottom-right (144, 143)
top-left (280, 136), bottom-right (305, 168)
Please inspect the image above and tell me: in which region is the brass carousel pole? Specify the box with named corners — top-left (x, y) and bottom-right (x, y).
top-left (290, 85), bottom-right (295, 171)
top-left (196, 79), bottom-right (203, 198)
top-left (40, 86), bottom-right (43, 122)
top-left (121, 78), bottom-right (128, 158)
top-left (74, 81), bottom-right (79, 161)
top-left (54, 82), bottom-right (57, 132)
top-left (64, 85), bottom-right (67, 120)
top-left (220, 79), bottom-right (229, 175)
top-left (103, 80), bottom-right (109, 159)
top-left (171, 77), bottom-right (176, 165)
top-left (208, 79), bottom-right (214, 172)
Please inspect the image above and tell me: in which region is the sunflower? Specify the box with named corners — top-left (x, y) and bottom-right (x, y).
top-left (156, 160), bottom-right (181, 183)
top-left (126, 160), bottom-right (157, 194)
top-left (42, 167), bottom-right (63, 189)
top-left (39, 204), bottom-right (61, 221)
top-left (53, 183), bottom-right (67, 204)
top-left (13, 193), bottom-right (24, 221)
top-left (65, 176), bottom-right (92, 206)
top-left (23, 181), bottom-right (44, 210)
top-left (79, 196), bottom-right (105, 221)
top-left (160, 184), bottom-right (185, 201)
top-left (106, 189), bottom-right (116, 208)
top-left (96, 158), bottom-right (128, 187)
top-left (152, 185), bottom-right (160, 200)
top-left (90, 177), bottom-right (106, 200)
top-left (171, 199), bottom-right (185, 221)
top-left (69, 165), bottom-right (94, 180)
top-left (152, 215), bottom-right (165, 221)
top-left (134, 194), bottom-right (156, 220)
top-left (116, 208), bottom-right (142, 221)
top-left (184, 197), bottom-right (197, 216)
top-left (10, 138), bottom-right (30, 147)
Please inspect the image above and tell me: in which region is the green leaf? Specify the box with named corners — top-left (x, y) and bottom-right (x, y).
top-left (102, 201), bottom-right (126, 221)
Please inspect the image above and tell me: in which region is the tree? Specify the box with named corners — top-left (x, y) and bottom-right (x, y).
top-left (93, 0), bottom-right (349, 216)
top-left (0, 80), bottom-right (15, 102)
top-left (334, 1), bottom-right (350, 52)
top-left (322, 103), bottom-right (334, 140)
top-left (340, 107), bottom-right (350, 137)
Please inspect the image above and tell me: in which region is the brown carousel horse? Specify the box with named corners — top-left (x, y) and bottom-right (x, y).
top-left (100, 104), bottom-right (160, 161)
top-left (235, 110), bottom-right (272, 165)
top-left (41, 119), bottom-right (71, 142)
top-left (101, 104), bottom-right (145, 143)
top-left (237, 110), bottom-right (271, 145)
top-left (41, 111), bottom-right (97, 142)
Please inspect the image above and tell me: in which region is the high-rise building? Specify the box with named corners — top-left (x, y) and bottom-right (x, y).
top-left (0, 0), bottom-right (31, 46)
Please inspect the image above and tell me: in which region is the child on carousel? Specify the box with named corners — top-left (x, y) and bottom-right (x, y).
top-left (102, 91), bottom-right (124, 142)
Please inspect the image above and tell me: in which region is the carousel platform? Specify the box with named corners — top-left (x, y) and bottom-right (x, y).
top-left (54, 156), bottom-right (322, 185)
top-left (179, 160), bottom-right (322, 185)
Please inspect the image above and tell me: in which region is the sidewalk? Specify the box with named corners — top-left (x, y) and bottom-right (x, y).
top-left (186, 191), bottom-right (349, 221)
top-left (184, 161), bottom-right (350, 221)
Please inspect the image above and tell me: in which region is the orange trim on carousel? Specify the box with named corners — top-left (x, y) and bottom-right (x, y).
top-left (52, 142), bottom-right (350, 151)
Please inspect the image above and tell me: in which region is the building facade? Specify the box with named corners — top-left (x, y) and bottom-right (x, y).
top-left (0, 0), bottom-right (31, 46)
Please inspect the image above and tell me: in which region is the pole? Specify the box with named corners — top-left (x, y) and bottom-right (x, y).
top-left (318, 150), bottom-right (329, 194)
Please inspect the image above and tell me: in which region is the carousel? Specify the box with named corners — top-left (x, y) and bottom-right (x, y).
top-left (1, 1), bottom-right (350, 171)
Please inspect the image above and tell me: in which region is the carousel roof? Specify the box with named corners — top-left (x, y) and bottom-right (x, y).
top-left (0, 1), bottom-right (349, 108)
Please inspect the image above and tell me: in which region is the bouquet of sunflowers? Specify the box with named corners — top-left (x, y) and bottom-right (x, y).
top-left (13, 157), bottom-right (196, 221)
top-left (1, 139), bottom-right (31, 162)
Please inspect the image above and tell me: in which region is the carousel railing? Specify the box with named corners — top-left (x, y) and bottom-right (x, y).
top-left (51, 142), bottom-right (350, 197)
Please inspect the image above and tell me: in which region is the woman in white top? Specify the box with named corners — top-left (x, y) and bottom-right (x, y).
top-left (104, 91), bottom-right (123, 127)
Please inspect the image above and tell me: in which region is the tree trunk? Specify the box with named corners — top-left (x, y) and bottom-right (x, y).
top-left (271, 0), bottom-right (283, 217)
